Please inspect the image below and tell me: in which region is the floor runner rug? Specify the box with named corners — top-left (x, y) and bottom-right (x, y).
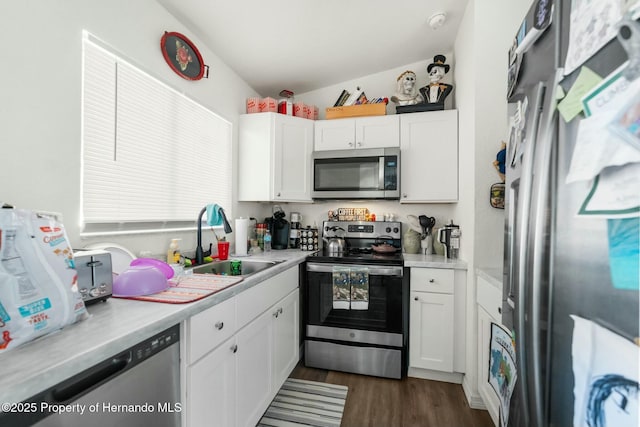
top-left (257, 378), bottom-right (348, 427)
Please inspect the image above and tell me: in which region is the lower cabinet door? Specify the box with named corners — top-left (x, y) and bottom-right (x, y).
top-left (272, 289), bottom-right (300, 390)
top-left (187, 336), bottom-right (237, 427)
top-left (409, 291), bottom-right (454, 372)
top-left (478, 305), bottom-right (500, 425)
top-left (236, 308), bottom-right (274, 427)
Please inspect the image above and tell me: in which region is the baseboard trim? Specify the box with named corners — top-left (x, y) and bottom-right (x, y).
top-left (462, 376), bottom-right (486, 410)
top-left (407, 367), bottom-right (463, 384)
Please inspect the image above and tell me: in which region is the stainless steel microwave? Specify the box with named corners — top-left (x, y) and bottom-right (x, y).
top-left (312, 148), bottom-right (400, 199)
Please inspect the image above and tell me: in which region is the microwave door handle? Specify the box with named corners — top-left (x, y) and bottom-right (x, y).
top-left (379, 156), bottom-right (385, 190)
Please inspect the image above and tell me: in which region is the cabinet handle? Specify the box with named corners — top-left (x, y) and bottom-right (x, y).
top-left (357, 142), bottom-right (362, 147)
top-left (429, 279), bottom-right (435, 283)
top-left (214, 321), bottom-right (224, 330)
top-left (276, 192), bottom-right (281, 197)
top-left (273, 310), bottom-right (279, 318)
top-left (348, 142), bottom-right (354, 147)
top-left (231, 344), bottom-right (238, 353)
top-left (278, 307), bottom-right (283, 314)
top-left (403, 193), bottom-right (407, 198)
top-left (498, 307), bottom-right (502, 314)
top-left (414, 296), bottom-right (419, 301)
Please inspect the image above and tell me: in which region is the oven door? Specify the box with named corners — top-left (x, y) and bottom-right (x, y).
top-left (305, 262), bottom-right (405, 345)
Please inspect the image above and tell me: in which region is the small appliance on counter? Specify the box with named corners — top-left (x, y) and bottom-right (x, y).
top-left (265, 206), bottom-right (290, 250)
top-left (437, 220), bottom-right (460, 259)
top-left (73, 249), bottom-right (113, 304)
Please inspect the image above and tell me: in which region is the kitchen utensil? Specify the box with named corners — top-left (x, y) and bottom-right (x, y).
top-left (418, 215), bottom-right (436, 239)
top-left (372, 243), bottom-right (397, 253)
top-left (407, 215), bottom-right (424, 234)
top-left (74, 249), bottom-right (113, 304)
top-left (420, 235), bottom-right (433, 255)
top-left (113, 265), bottom-right (169, 297)
top-left (130, 258), bottom-right (175, 279)
top-left (323, 226), bottom-right (346, 255)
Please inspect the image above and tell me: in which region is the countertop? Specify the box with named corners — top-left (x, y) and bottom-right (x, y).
top-left (0, 250), bottom-right (310, 405)
top-left (476, 267), bottom-right (503, 289)
top-left (402, 253), bottom-right (468, 270)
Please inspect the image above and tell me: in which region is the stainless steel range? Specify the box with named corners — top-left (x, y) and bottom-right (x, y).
top-left (304, 221), bottom-right (408, 379)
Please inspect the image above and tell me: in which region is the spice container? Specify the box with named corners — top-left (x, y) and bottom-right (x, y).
top-left (300, 227), bottom-right (319, 251)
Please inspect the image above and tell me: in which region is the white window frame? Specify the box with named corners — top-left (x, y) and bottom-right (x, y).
top-left (81, 32), bottom-right (232, 236)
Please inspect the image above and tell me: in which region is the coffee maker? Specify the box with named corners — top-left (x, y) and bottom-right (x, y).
top-left (437, 220), bottom-right (460, 259)
top-left (265, 207), bottom-right (290, 250)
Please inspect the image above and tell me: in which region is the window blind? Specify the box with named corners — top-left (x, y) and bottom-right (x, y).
top-left (81, 37), bottom-right (231, 234)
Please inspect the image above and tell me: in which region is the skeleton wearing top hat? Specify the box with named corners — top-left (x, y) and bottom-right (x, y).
top-left (419, 55), bottom-right (453, 105)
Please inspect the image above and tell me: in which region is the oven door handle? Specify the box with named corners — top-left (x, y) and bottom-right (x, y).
top-left (306, 263), bottom-right (403, 277)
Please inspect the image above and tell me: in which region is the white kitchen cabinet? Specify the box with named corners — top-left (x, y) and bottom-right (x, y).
top-left (236, 307), bottom-right (274, 427)
top-left (314, 115), bottom-right (399, 151)
top-left (187, 336), bottom-right (237, 427)
top-left (271, 288), bottom-right (300, 391)
top-left (410, 291), bottom-right (454, 372)
top-left (184, 267), bottom-right (300, 427)
top-left (400, 110), bottom-right (458, 202)
top-left (239, 113), bottom-right (313, 202)
top-left (476, 274), bottom-right (504, 426)
top-left (409, 267), bottom-right (466, 378)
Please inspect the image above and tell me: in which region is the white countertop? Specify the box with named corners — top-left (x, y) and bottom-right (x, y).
top-left (402, 253), bottom-right (468, 270)
top-left (476, 267), bottom-right (503, 289)
top-left (0, 250), bottom-right (310, 404)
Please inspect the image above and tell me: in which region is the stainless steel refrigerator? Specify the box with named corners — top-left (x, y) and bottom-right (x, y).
top-left (502, 1), bottom-right (640, 427)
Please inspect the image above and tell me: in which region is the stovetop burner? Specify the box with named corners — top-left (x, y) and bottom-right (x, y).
top-left (309, 220), bottom-right (404, 266)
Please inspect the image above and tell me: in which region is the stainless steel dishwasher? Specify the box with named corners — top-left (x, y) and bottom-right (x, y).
top-left (2, 325), bottom-right (181, 427)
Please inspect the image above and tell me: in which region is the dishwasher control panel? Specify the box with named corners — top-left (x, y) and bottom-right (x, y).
top-left (133, 325), bottom-right (179, 362)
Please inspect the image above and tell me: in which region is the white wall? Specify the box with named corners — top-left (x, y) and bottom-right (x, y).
top-left (0, 0), bottom-right (262, 256)
top-left (453, 0), bottom-right (533, 409)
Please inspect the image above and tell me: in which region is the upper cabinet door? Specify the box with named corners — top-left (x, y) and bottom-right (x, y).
top-left (314, 119), bottom-right (355, 151)
top-left (239, 113), bottom-right (313, 202)
top-left (356, 115), bottom-right (399, 149)
top-left (273, 116), bottom-right (314, 201)
top-left (400, 110), bottom-right (458, 203)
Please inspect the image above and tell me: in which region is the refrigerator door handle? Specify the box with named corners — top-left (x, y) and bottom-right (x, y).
top-left (527, 69), bottom-right (564, 427)
top-left (513, 82), bottom-right (546, 427)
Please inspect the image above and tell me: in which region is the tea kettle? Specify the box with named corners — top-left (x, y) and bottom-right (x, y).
top-left (323, 226), bottom-right (346, 255)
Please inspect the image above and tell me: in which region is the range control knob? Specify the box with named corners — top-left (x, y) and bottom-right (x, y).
top-left (393, 227), bottom-right (399, 234)
top-left (385, 227), bottom-right (391, 233)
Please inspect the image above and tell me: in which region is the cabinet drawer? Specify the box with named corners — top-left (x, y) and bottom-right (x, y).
top-left (236, 267), bottom-right (298, 328)
top-left (188, 297), bottom-right (237, 364)
top-left (477, 275), bottom-right (502, 321)
top-left (411, 268), bottom-right (454, 294)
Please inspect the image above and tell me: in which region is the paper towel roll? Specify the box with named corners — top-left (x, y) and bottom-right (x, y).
top-left (235, 218), bottom-right (249, 256)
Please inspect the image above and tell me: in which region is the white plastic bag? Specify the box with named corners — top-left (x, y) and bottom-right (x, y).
top-left (0, 207), bottom-right (88, 351)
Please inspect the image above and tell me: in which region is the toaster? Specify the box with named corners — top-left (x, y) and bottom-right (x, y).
top-left (74, 249), bottom-right (113, 304)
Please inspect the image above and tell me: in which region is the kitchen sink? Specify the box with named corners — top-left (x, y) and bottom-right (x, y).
top-left (191, 259), bottom-right (281, 277)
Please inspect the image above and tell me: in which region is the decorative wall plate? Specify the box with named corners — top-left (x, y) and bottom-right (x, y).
top-left (160, 31), bottom-right (208, 80)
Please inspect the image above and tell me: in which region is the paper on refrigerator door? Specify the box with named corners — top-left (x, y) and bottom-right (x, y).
top-left (488, 322), bottom-right (517, 427)
top-left (571, 315), bottom-right (639, 427)
top-left (566, 77), bottom-right (640, 185)
top-left (578, 162), bottom-right (640, 218)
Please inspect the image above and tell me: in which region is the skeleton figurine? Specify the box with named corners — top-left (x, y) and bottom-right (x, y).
top-left (419, 55), bottom-right (453, 105)
top-left (390, 70), bottom-right (423, 106)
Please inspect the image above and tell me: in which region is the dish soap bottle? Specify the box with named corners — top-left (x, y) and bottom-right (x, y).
top-left (264, 230), bottom-right (272, 252)
top-left (167, 238), bottom-right (181, 264)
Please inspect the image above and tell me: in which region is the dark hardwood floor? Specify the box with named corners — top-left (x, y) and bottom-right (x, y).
top-left (289, 362), bottom-right (494, 427)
